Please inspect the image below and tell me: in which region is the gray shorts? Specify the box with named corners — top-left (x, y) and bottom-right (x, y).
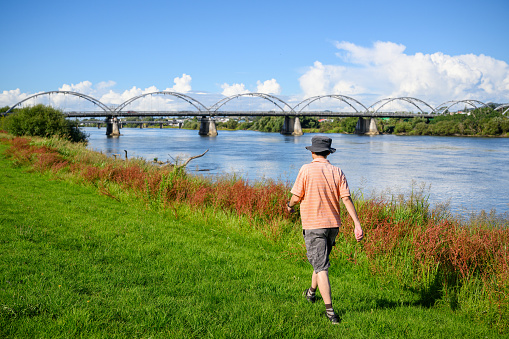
top-left (303, 228), bottom-right (339, 273)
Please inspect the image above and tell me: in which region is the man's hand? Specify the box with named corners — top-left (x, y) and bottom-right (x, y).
top-left (287, 195), bottom-right (300, 214)
top-left (354, 224), bottom-right (364, 242)
top-left (286, 202), bottom-right (295, 214)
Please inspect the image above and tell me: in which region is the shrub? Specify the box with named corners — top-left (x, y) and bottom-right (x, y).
top-left (340, 117), bottom-right (358, 134)
top-left (394, 121), bottom-right (412, 134)
top-left (4, 104), bottom-right (88, 143)
top-left (250, 116), bottom-right (284, 133)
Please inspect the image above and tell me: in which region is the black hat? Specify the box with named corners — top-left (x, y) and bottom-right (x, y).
top-left (305, 136), bottom-right (336, 153)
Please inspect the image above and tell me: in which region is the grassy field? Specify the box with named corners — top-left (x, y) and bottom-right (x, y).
top-left (0, 136), bottom-right (507, 338)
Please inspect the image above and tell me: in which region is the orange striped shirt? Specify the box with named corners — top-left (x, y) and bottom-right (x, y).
top-left (291, 158), bottom-right (351, 229)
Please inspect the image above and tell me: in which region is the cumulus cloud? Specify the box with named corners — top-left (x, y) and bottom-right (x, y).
top-left (221, 83), bottom-right (250, 96)
top-left (166, 73), bottom-right (192, 93)
top-left (58, 81), bottom-right (96, 96)
top-left (97, 80), bottom-right (116, 90)
top-left (299, 41), bottom-right (509, 108)
top-left (256, 79), bottom-right (281, 95)
top-left (0, 89), bottom-right (29, 107)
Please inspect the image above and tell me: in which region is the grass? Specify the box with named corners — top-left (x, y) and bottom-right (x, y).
top-left (0, 133), bottom-right (508, 337)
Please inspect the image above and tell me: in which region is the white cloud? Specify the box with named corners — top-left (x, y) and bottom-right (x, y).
top-left (97, 81), bottom-right (116, 90)
top-left (299, 41), bottom-right (509, 108)
top-left (0, 89), bottom-right (29, 108)
top-left (221, 83), bottom-right (250, 96)
top-left (59, 81), bottom-right (94, 94)
top-left (166, 73), bottom-right (192, 93)
top-left (256, 79), bottom-right (281, 95)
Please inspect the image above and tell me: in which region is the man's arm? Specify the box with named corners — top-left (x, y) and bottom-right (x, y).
top-left (342, 196), bottom-right (364, 242)
top-left (286, 194), bottom-right (301, 213)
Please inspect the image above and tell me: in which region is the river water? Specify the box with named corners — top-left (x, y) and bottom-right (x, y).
top-left (83, 127), bottom-right (509, 216)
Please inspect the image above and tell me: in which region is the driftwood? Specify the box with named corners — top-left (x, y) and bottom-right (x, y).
top-left (162, 149), bottom-right (209, 169)
top-left (179, 149), bottom-right (209, 168)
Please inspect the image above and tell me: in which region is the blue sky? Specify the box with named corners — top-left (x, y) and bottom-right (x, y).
top-left (1, 0), bottom-right (508, 110)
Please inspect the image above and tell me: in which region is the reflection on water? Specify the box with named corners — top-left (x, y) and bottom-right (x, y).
top-left (84, 128), bottom-right (509, 215)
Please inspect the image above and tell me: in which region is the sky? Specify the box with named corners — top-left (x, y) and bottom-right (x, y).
top-left (1, 0), bottom-right (509, 112)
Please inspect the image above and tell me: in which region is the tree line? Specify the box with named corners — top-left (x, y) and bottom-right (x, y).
top-left (184, 108), bottom-right (509, 137)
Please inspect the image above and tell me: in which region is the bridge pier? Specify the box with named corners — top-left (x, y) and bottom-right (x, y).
top-left (106, 117), bottom-right (120, 136)
top-left (281, 116), bottom-right (303, 136)
top-left (199, 116), bottom-right (218, 136)
top-left (354, 117), bottom-right (379, 135)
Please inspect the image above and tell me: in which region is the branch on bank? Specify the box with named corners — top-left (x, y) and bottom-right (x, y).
top-left (162, 149), bottom-right (209, 169)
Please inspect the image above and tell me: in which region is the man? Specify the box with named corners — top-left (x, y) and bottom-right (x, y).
top-left (287, 135), bottom-right (363, 324)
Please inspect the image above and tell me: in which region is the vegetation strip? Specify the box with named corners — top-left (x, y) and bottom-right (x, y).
top-left (0, 134), bottom-right (508, 337)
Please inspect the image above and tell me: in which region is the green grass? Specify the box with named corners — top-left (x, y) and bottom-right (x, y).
top-left (0, 141), bottom-right (506, 338)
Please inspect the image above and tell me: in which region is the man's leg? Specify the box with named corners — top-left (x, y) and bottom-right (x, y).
top-left (306, 270), bottom-right (331, 302)
top-left (313, 270), bottom-right (331, 304)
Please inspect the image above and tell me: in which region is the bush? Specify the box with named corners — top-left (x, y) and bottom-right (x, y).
top-left (340, 117), bottom-right (358, 134)
top-left (226, 119), bottom-right (238, 130)
top-left (183, 117), bottom-right (199, 130)
top-left (411, 122), bottom-right (429, 135)
top-left (299, 116), bottom-right (319, 129)
top-left (394, 121), bottom-right (412, 134)
top-left (4, 104), bottom-right (88, 143)
top-left (250, 116), bottom-right (284, 133)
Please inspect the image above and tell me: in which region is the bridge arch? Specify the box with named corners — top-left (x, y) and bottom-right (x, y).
top-left (209, 93), bottom-right (295, 114)
top-left (114, 91), bottom-right (209, 114)
top-left (293, 95), bottom-right (369, 114)
top-left (494, 104), bottom-right (509, 115)
top-left (368, 97), bottom-right (436, 114)
top-left (6, 91), bottom-right (112, 114)
top-left (434, 100), bottom-right (490, 115)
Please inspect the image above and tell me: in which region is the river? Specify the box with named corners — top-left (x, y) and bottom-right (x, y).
top-left (83, 127), bottom-right (509, 216)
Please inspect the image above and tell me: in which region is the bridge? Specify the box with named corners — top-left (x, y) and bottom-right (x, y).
top-left (80, 119), bottom-right (184, 129)
top-left (5, 91), bottom-right (506, 137)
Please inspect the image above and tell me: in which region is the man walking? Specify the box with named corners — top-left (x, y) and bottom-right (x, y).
top-left (287, 135), bottom-right (363, 324)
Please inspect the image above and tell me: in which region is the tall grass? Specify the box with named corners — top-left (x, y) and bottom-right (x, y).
top-left (2, 132), bottom-right (508, 332)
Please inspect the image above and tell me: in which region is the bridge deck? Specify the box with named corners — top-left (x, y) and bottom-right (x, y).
top-left (66, 111), bottom-right (436, 119)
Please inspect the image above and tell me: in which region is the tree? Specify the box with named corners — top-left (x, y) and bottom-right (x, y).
top-left (412, 122), bottom-right (429, 135)
top-left (394, 121), bottom-right (412, 134)
top-left (183, 117), bottom-right (199, 130)
top-left (226, 119), bottom-right (238, 130)
top-left (300, 116), bottom-right (319, 129)
top-left (4, 104), bottom-right (88, 142)
top-left (250, 116), bottom-right (284, 132)
top-left (340, 117), bottom-right (358, 134)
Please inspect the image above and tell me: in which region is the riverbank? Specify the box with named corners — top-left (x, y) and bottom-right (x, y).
top-left (1, 132), bottom-right (508, 336)
top-left (135, 125), bottom-right (509, 138)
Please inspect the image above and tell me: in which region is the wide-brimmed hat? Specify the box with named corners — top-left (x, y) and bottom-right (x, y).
top-left (305, 136), bottom-right (336, 153)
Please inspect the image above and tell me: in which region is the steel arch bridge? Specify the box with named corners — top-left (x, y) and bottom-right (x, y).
top-left (293, 95), bottom-right (369, 114)
top-left (434, 100), bottom-right (491, 115)
top-left (495, 104), bottom-right (509, 115)
top-left (4, 90), bottom-right (506, 118)
top-left (6, 91), bottom-right (112, 114)
top-left (208, 93), bottom-right (295, 114)
top-left (113, 91), bottom-right (209, 114)
top-left (367, 97), bottom-right (436, 114)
